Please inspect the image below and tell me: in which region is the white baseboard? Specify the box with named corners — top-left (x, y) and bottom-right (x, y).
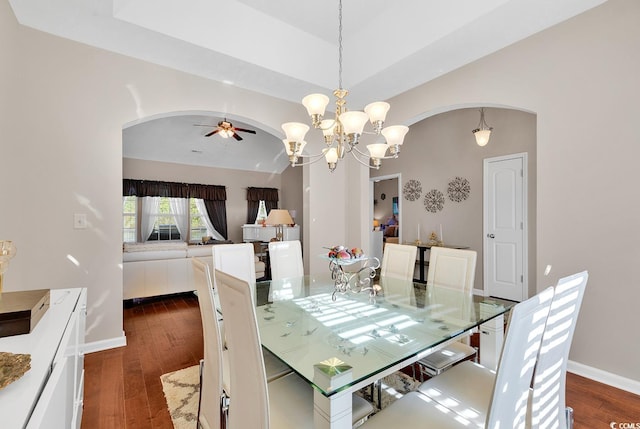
top-left (82, 331), bottom-right (127, 355)
top-left (567, 360), bottom-right (640, 396)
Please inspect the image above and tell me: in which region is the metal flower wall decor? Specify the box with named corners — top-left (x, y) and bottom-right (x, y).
top-left (447, 177), bottom-right (470, 202)
top-left (424, 189), bottom-right (445, 213)
top-left (403, 179), bottom-right (422, 201)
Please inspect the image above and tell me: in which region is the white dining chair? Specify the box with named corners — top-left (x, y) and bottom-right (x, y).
top-left (363, 286), bottom-right (555, 429)
top-left (416, 247), bottom-right (478, 378)
top-left (268, 240), bottom-right (304, 281)
top-left (214, 269), bottom-right (375, 429)
top-left (192, 258), bottom-right (227, 429)
top-left (212, 243), bottom-right (292, 383)
top-left (530, 271), bottom-right (588, 429)
top-left (380, 243), bottom-right (417, 280)
top-left (212, 243), bottom-right (257, 301)
top-left (413, 272), bottom-right (588, 429)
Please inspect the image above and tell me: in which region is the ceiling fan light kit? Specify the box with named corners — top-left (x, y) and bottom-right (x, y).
top-left (198, 119), bottom-right (257, 141)
top-left (281, 0), bottom-right (408, 173)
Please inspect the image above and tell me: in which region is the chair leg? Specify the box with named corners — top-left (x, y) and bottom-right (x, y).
top-left (197, 360), bottom-right (204, 427)
top-left (220, 393), bottom-right (229, 429)
top-left (565, 406), bottom-right (574, 429)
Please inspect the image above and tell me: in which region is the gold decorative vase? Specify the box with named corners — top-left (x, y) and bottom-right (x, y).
top-left (0, 241), bottom-right (17, 294)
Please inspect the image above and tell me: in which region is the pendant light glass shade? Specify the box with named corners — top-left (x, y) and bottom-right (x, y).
top-left (474, 129), bottom-right (491, 146)
top-left (282, 122), bottom-right (310, 142)
top-left (339, 111), bottom-right (369, 135)
top-left (324, 147), bottom-right (339, 164)
top-left (381, 125), bottom-right (409, 146)
top-left (367, 143), bottom-right (389, 158)
top-left (302, 94), bottom-right (330, 116)
top-left (364, 102), bottom-right (390, 123)
top-left (472, 108), bottom-right (493, 147)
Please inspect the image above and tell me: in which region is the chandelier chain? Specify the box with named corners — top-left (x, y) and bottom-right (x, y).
top-left (338, 0), bottom-right (343, 90)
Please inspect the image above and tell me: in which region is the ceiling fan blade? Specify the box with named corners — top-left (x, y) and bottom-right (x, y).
top-left (205, 129), bottom-right (220, 137)
top-left (232, 133), bottom-right (243, 141)
top-left (193, 124), bottom-right (216, 127)
top-left (234, 127), bottom-right (256, 134)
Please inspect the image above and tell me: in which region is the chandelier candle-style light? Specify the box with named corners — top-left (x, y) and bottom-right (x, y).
top-left (281, 0), bottom-right (409, 172)
top-left (473, 108), bottom-right (493, 147)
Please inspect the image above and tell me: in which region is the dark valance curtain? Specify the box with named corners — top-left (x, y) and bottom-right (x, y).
top-left (123, 179), bottom-right (226, 200)
top-left (123, 179), bottom-right (228, 239)
top-left (246, 187), bottom-right (279, 224)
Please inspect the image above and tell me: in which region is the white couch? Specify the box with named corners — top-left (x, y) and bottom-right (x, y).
top-left (123, 242), bottom-right (266, 300)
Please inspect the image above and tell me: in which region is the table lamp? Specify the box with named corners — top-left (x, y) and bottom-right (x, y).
top-left (265, 209), bottom-right (294, 241)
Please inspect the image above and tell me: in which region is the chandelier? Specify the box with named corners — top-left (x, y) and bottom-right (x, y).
top-left (281, 0), bottom-right (409, 172)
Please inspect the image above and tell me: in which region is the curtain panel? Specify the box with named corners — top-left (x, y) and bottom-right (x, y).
top-left (204, 200), bottom-right (228, 239)
top-left (246, 187), bottom-right (279, 224)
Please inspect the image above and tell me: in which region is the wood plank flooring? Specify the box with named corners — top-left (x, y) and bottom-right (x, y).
top-left (81, 293), bottom-right (640, 428)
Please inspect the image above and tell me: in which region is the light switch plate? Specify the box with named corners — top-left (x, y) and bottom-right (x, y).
top-left (74, 213), bottom-right (87, 229)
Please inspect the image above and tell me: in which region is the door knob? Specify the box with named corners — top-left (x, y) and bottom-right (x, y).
top-left (487, 234), bottom-right (495, 238)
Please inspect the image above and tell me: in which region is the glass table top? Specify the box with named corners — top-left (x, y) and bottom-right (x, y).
top-left (255, 274), bottom-right (514, 396)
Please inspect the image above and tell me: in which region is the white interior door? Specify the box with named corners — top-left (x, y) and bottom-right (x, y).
top-left (484, 153), bottom-right (527, 301)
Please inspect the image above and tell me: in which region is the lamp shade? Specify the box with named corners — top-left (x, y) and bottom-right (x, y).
top-left (367, 143), bottom-right (388, 159)
top-left (473, 108), bottom-right (493, 146)
top-left (339, 111), bottom-right (369, 134)
top-left (381, 125), bottom-right (409, 146)
top-left (364, 102), bottom-right (390, 123)
top-left (265, 209), bottom-right (294, 226)
top-left (324, 147), bottom-right (339, 163)
top-left (282, 122), bottom-right (310, 142)
top-left (302, 94), bottom-right (330, 116)
top-left (474, 129), bottom-right (491, 146)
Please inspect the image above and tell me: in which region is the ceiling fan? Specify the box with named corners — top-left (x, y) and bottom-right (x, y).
top-left (195, 119), bottom-right (256, 141)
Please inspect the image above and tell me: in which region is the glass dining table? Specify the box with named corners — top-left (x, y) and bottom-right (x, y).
top-left (255, 273), bottom-right (515, 429)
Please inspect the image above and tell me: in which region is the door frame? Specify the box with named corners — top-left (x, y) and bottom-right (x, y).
top-left (370, 173), bottom-right (402, 244)
top-left (483, 152), bottom-right (528, 300)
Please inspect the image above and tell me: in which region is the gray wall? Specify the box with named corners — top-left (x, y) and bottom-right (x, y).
top-left (385, 0), bottom-right (640, 385)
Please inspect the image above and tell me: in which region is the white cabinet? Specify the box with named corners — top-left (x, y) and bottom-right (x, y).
top-left (242, 224), bottom-right (300, 243)
top-left (0, 288), bottom-right (86, 429)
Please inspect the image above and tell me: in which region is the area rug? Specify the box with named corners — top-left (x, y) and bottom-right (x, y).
top-left (161, 365), bottom-right (419, 429)
top-left (160, 365), bottom-right (200, 429)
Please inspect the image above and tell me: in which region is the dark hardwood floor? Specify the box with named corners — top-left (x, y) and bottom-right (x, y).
top-left (81, 293), bottom-right (640, 428)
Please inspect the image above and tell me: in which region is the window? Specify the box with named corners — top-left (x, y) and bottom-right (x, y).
top-left (190, 198), bottom-right (209, 242)
top-left (147, 197), bottom-right (181, 241)
top-left (122, 196), bottom-right (137, 243)
top-left (122, 196), bottom-right (219, 243)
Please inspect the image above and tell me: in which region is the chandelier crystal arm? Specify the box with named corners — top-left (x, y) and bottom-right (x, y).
top-left (291, 153), bottom-right (331, 167)
top-left (349, 150), bottom-right (379, 169)
top-left (352, 144), bottom-right (398, 160)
